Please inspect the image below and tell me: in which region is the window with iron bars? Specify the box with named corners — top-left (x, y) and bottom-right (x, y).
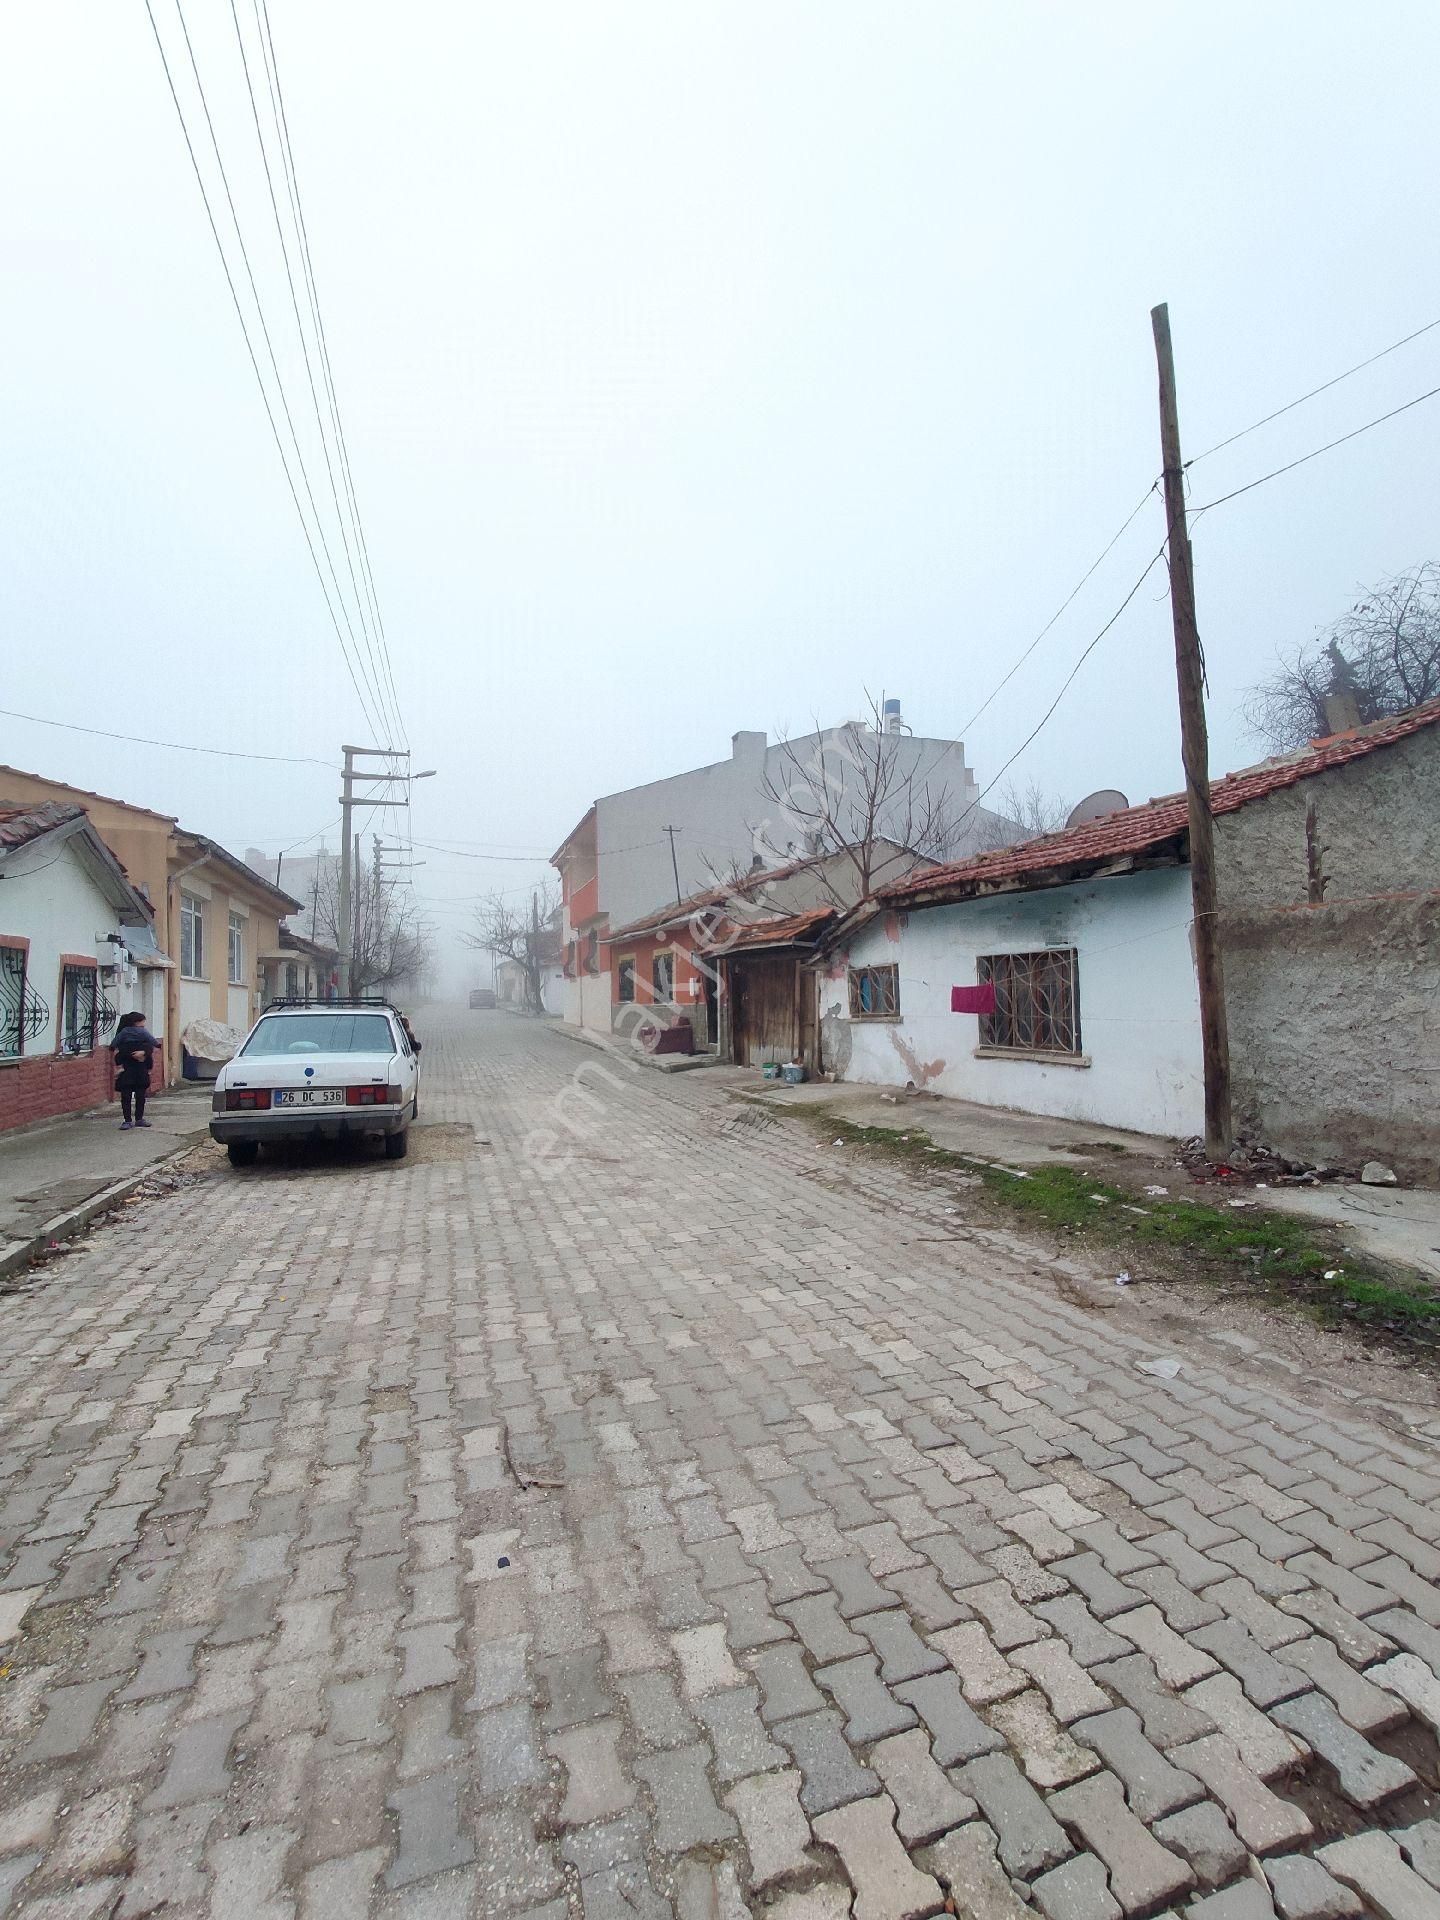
top-left (978, 948), bottom-right (1081, 1057)
top-left (617, 956), bottom-right (636, 1003)
top-left (59, 964), bottom-right (108, 1055)
top-left (1, 945), bottom-right (48, 1059)
top-left (848, 963), bottom-right (900, 1019)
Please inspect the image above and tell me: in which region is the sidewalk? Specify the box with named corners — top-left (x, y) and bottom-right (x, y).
top-left (0, 1086), bottom-right (214, 1277)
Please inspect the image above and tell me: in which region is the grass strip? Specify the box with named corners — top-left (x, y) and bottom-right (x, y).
top-left (801, 1113), bottom-right (1440, 1338)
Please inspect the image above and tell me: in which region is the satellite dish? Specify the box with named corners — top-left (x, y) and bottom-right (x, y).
top-left (1065, 789), bottom-right (1129, 828)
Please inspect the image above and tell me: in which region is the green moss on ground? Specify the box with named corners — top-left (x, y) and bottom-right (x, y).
top-left (795, 1111), bottom-right (1440, 1343)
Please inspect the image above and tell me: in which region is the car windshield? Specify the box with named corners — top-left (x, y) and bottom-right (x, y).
top-left (241, 1013), bottom-right (395, 1057)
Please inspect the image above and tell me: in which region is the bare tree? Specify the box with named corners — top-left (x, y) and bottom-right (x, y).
top-left (312, 863), bottom-right (434, 997)
top-left (1244, 563), bottom-right (1440, 752)
top-left (973, 779), bottom-right (1071, 852)
top-left (466, 887), bottom-right (559, 1015)
top-left (753, 697), bottom-right (957, 905)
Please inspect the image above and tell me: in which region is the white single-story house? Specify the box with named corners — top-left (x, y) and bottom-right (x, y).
top-left (821, 850), bottom-right (1202, 1137)
top-left (0, 802), bottom-right (159, 1132)
top-left (819, 699), bottom-right (1440, 1167)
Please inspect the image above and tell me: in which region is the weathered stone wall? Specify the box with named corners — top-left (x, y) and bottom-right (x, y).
top-left (1222, 899), bottom-right (1440, 1179)
top-left (1217, 727), bottom-right (1440, 1178)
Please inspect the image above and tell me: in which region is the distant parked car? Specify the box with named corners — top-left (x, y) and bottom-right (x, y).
top-left (469, 988), bottom-right (497, 1009)
top-left (210, 999), bottom-right (419, 1167)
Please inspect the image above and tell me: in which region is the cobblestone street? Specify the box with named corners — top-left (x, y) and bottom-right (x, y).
top-left (1, 1007), bottom-right (1438, 1920)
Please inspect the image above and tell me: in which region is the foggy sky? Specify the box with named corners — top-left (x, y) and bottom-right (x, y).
top-left (4, 4), bottom-right (1438, 985)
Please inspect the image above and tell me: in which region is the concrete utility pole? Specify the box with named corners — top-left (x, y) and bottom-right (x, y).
top-left (1151, 303), bottom-right (1233, 1158)
top-left (338, 747), bottom-right (434, 995)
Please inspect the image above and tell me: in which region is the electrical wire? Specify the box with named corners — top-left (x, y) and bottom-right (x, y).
top-left (1187, 315), bottom-right (1440, 468)
top-left (143, 0), bottom-right (392, 745)
top-left (168, 0), bottom-right (393, 741)
top-left (249, 0), bottom-right (408, 748)
top-left (1190, 384), bottom-right (1440, 516)
top-left (226, 0), bottom-right (399, 750)
top-left (0, 703), bottom-right (333, 765)
top-left (254, 0), bottom-right (407, 747)
top-left (950, 544), bottom-right (1170, 833)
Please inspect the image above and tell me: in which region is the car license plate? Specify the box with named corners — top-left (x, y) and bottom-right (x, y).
top-left (273, 1088), bottom-right (344, 1107)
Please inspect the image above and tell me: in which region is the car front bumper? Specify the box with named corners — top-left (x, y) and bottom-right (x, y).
top-left (210, 1108), bottom-right (408, 1144)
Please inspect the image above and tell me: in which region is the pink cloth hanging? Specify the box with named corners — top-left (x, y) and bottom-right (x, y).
top-left (951, 983), bottom-right (996, 1015)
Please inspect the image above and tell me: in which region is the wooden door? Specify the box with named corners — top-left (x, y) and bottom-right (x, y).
top-left (732, 955), bottom-right (799, 1065)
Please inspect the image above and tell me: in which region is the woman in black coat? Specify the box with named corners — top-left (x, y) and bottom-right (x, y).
top-left (111, 1010), bottom-right (160, 1129)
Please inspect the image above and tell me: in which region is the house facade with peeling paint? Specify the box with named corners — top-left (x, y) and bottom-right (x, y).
top-left (820, 865), bottom-right (1203, 1137)
top-left (819, 701), bottom-right (1440, 1170)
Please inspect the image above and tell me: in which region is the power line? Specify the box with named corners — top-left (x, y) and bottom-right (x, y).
top-left (168, 0), bottom-right (392, 741)
top-left (1187, 314), bottom-right (1440, 468)
top-left (951, 544), bottom-right (1170, 834)
top-left (226, 0), bottom-right (400, 750)
top-left (1191, 383), bottom-right (1440, 516)
top-left (250, 0), bottom-right (408, 748)
top-left (0, 703), bottom-right (333, 766)
top-left (142, 0), bottom-right (392, 744)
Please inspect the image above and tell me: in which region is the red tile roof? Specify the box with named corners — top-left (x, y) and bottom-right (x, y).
top-left (608, 853), bottom-right (825, 941)
top-left (0, 801), bottom-right (85, 851)
top-left (882, 698), bottom-right (1440, 906)
top-left (701, 905), bottom-right (836, 953)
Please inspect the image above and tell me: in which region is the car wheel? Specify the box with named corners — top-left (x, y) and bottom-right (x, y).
top-left (384, 1128), bottom-right (409, 1161)
top-left (227, 1140), bottom-right (260, 1168)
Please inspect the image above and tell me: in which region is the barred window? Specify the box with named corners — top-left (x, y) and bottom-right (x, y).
top-left (978, 949), bottom-right (1080, 1056)
top-left (60, 965), bottom-right (100, 1054)
top-left (617, 956), bottom-right (636, 1003)
top-left (848, 963), bottom-right (900, 1019)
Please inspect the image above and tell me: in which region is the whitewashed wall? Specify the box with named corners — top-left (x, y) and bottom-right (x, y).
top-left (821, 867), bottom-right (1203, 1138)
top-left (579, 971), bottom-right (612, 1034)
top-left (1, 838), bottom-right (125, 1050)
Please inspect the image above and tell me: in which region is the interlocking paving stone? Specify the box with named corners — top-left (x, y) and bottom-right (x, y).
top-left (1073, 1707), bottom-right (1203, 1821)
top-left (725, 1769), bottom-right (813, 1890)
top-left (1318, 1832), bottom-right (1440, 1920)
top-left (855, 1607), bottom-right (947, 1682)
top-left (870, 1728), bottom-right (977, 1845)
top-left (815, 1654), bottom-right (916, 1743)
top-left (1013, 1639), bottom-right (1112, 1724)
top-left (1397, 1819), bottom-right (1440, 1890)
top-left (1049, 1771), bottom-right (1193, 1913)
top-left (1180, 1674), bottom-right (1305, 1780)
top-left (1367, 1652), bottom-right (1440, 1734)
top-left (918, 1823), bottom-right (1032, 1919)
top-left (1168, 1733), bottom-right (1312, 1853)
top-left (814, 1794), bottom-right (945, 1920)
top-left (774, 1709), bottom-right (880, 1815)
top-left (552, 1717), bottom-right (636, 1824)
top-left (5, 1012), bottom-right (1440, 1910)
top-left (1271, 1691), bottom-right (1416, 1806)
top-left (1154, 1800), bottom-right (1247, 1890)
top-left (956, 1753), bottom-right (1071, 1878)
top-left (1263, 1852), bottom-right (1363, 1918)
top-left (986, 1689), bottom-right (1099, 1790)
top-left (634, 1744), bottom-right (737, 1853)
top-left (1030, 1850), bottom-right (1123, 1920)
top-left (892, 1671), bottom-right (1004, 1766)
top-left (749, 1643), bottom-right (826, 1724)
top-left (931, 1621), bottom-right (1027, 1704)
top-left (1186, 1883), bottom-right (1281, 1919)
top-left (695, 1683), bottom-right (787, 1783)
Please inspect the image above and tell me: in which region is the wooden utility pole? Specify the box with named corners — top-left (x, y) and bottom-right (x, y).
top-left (663, 825), bottom-right (683, 906)
top-left (1151, 303), bottom-right (1232, 1157)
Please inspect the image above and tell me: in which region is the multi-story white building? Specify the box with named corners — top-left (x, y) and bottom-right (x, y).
top-left (552, 704), bottom-right (1017, 1036)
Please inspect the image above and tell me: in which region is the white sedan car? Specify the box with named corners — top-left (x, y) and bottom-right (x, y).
top-left (210, 1002), bottom-right (420, 1167)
